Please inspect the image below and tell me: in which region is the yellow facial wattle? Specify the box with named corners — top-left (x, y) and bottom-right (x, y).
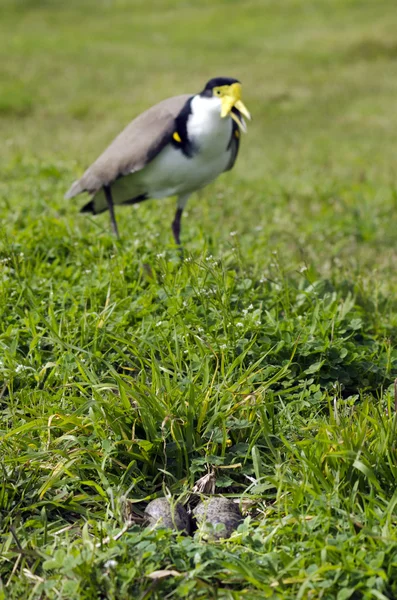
top-left (213, 82), bottom-right (251, 131)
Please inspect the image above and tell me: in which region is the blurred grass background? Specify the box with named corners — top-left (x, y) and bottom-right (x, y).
top-left (2, 0), bottom-right (397, 177)
top-left (2, 0), bottom-right (397, 266)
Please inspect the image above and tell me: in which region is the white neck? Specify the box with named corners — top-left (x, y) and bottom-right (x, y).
top-left (187, 95), bottom-right (232, 154)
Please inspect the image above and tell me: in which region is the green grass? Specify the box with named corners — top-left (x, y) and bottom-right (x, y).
top-left (2, 0), bottom-right (397, 598)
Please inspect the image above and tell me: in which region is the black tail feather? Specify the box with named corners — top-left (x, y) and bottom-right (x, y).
top-left (80, 199), bottom-right (95, 214)
top-left (80, 193), bottom-right (148, 215)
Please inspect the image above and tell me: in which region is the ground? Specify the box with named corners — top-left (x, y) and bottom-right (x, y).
top-left (1, 0), bottom-right (397, 598)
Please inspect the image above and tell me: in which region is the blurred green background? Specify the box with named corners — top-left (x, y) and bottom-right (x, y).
top-left (2, 0), bottom-right (397, 269)
top-left (2, 0), bottom-right (397, 183)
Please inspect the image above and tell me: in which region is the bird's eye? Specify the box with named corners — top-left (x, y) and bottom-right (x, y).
top-left (215, 89), bottom-right (221, 96)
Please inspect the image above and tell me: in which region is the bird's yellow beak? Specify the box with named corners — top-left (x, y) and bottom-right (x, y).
top-left (219, 82), bottom-right (251, 132)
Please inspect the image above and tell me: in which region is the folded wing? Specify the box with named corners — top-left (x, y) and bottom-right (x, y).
top-left (65, 94), bottom-right (191, 199)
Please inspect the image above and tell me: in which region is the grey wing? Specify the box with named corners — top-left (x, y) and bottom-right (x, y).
top-left (65, 94), bottom-right (191, 199)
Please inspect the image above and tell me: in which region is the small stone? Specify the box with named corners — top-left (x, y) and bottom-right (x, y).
top-left (144, 498), bottom-right (190, 534)
top-left (197, 510), bottom-right (243, 540)
top-left (193, 497), bottom-right (243, 539)
top-left (193, 497), bottom-right (241, 521)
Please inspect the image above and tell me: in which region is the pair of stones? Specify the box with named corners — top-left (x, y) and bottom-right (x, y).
top-left (144, 496), bottom-right (243, 539)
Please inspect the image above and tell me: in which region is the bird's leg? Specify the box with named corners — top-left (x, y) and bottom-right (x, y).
top-left (172, 208), bottom-right (183, 246)
top-left (103, 185), bottom-right (120, 239)
top-left (172, 194), bottom-right (190, 247)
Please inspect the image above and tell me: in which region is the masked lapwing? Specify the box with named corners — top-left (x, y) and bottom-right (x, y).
top-left (65, 77), bottom-right (251, 244)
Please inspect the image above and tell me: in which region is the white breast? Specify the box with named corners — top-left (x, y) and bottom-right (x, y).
top-left (140, 95), bottom-right (233, 198)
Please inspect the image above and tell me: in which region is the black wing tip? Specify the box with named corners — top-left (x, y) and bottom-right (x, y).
top-left (81, 193), bottom-right (149, 215)
top-left (80, 200), bottom-right (95, 214)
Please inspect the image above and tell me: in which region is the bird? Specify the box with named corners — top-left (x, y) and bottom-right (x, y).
top-left (65, 77), bottom-right (251, 245)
